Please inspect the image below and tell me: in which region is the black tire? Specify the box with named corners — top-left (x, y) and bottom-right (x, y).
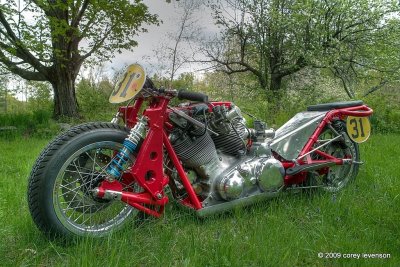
top-left (27, 122), bottom-right (139, 240)
top-left (309, 121), bottom-right (360, 192)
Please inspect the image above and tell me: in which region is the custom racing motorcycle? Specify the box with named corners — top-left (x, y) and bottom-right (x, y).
top-left (28, 64), bottom-right (373, 239)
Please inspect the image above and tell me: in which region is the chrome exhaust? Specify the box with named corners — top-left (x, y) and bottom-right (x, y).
top-left (196, 191), bottom-right (280, 217)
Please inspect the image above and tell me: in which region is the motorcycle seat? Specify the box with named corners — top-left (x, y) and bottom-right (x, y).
top-left (307, 100), bottom-right (364, 111)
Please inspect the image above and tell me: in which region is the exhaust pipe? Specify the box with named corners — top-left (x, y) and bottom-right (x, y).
top-left (196, 191), bottom-right (280, 217)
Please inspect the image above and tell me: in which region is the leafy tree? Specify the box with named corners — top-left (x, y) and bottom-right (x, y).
top-left (145, 0), bottom-right (202, 88)
top-left (0, 73), bottom-right (8, 112)
top-left (204, 0), bottom-right (400, 99)
top-left (0, 0), bottom-right (157, 118)
top-left (26, 80), bottom-right (52, 110)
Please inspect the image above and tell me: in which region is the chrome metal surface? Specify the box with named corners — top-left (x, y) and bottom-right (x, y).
top-left (257, 158), bottom-right (285, 192)
top-left (197, 190), bottom-right (281, 217)
top-left (225, 105), bottom-right (242, 122)
top-left (102, 190), bottom-right (123, 200)
top-left (264, 129), bottom-right (275, 139)
top-left (110, 112), bottom-right (121, 124)
top-left (218, 171), bottom-right (245, 200)
top-left (286, 161), bottom-right (337, 176)
top-left (252, 142), bottom-right (270, 157)
top-left (127, 116), bottom-right (147, 144)
top-left (270, 111), bottom-right (326, 160)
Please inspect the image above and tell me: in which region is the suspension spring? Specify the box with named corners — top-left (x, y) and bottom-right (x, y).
top-left (107, 117), bottom-right (147, 178)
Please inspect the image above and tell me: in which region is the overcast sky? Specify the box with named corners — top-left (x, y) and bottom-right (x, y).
top-left (106, 0), bottom-right (219, 76)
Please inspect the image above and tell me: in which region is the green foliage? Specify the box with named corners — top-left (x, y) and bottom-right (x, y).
top-left (25, 81), bottom-right (52, 111)
top-left (196, 68), bottom-right (400, 132)
top-left (0, 109), bottom-right (59, 139)
top-left (208, 0), bottom-right (400, 97)
top-left (76, 78), bottom-right (118, 121)
top-left (364, 92), bottom-right (400, 134)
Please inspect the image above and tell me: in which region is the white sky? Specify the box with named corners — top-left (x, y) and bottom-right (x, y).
top-left (106, 0), bottom-right (218, 77)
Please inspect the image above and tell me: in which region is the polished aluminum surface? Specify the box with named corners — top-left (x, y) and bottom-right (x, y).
top-left (257, 158), bottom-right (285, 192)
top-left (225, 105), bottom-right (243, 122)
top-left (197, 190), bottom-right (281, 217)
top-left (270, 111), bottom-right (326, 160)
top-left (127, 116), bottom-right (148, 144)
top-left (218, 170), bottom-right (245, 200)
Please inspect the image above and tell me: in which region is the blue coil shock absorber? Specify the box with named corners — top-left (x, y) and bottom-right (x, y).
top-left (107, 117), bottom-right (147, 179)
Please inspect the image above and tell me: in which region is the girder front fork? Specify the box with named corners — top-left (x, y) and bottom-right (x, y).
top-left (92, 116), bottom-right (168, 217)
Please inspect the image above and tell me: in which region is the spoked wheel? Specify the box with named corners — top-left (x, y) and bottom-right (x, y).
top-left (28, 123), bottom-right (140, 239)
top-left (310, 121), bottom-right (360, 192)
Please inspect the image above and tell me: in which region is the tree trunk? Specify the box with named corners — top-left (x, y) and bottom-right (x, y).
top-left (51, 70), bottom-right (79, 119)
top-left (266, 74), bottom-right (283, 103)
top-left (270, 74), bottom-right (282, 92)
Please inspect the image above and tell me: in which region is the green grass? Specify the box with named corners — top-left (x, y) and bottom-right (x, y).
top-left (0, 134), bottom-right (399, 266)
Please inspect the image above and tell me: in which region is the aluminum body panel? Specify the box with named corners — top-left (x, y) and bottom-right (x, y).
top-left (270, 111), bottom-right (327, 160)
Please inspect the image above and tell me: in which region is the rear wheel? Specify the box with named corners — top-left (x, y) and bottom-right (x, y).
top-left (28, 122), bottom-right (139, 239)
top-left (310, 121), bottom-right (360, 192)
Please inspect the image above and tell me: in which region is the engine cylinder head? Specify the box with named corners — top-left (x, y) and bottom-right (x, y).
top-left (211, 118), bottom-right (247, 156)
top-left (172, 130), bottom-right (218, 167)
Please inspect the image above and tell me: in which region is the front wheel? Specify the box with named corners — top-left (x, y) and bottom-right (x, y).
top-left (28, 122), bottom-right (139, 239)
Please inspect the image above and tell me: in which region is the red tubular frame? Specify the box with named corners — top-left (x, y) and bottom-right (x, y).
top-left (98, 99), bottom-right (372, 215)
top-left (96, 96), bottom-right (203, 216)
top-left (284, 105), bottom-right (373, 185)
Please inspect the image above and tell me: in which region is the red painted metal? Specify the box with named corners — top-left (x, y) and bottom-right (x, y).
top-left (96, 95), bottom-right (204, 217)
top-left (299, 105), bottom-right (373, 160)
top-left (282, 104), bottom-right (373, 185)
top-left (163, 131), bottom-right (203, 210)
top-left (207, 101), bottom-right (232, 111)
top-left (281, 162), bottom-right (295, 169)
top-left (96, 180), bottom-right (123, 198)
top-left (118, 98), bottom-right (144, 127)
top-left (121, 192), bottom-right (168, 206)
top-left (129, 97), bottom-right (169, 199)
top-left (315, 149), bottom-right (338, 160)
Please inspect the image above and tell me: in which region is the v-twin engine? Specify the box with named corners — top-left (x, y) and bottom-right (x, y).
top-left (169, 103), bottom-right (283, 207)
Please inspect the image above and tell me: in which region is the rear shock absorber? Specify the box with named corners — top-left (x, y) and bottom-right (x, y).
top-left (107, 117), bottom-right (148, 179)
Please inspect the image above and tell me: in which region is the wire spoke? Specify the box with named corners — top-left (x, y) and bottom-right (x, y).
top-left (55, 141), bottom-right (136, 233)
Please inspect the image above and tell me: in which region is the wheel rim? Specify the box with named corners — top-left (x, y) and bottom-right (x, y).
top-left (314, 129), bottom-right (358, 192)
top-left (52, 141), bottom-right (138, 236)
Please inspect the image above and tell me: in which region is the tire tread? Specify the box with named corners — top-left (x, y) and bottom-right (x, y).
top-left (27, 122), bottom-right (128, 239)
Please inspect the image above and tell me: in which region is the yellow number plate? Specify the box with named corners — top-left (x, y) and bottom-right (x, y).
top-left (109, 64), bottom-right (146, 103)
top-left (346, 116), bottom-right (371, 143)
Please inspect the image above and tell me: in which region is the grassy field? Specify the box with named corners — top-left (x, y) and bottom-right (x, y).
top-left (0, 134), bottom-right (399, 266)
